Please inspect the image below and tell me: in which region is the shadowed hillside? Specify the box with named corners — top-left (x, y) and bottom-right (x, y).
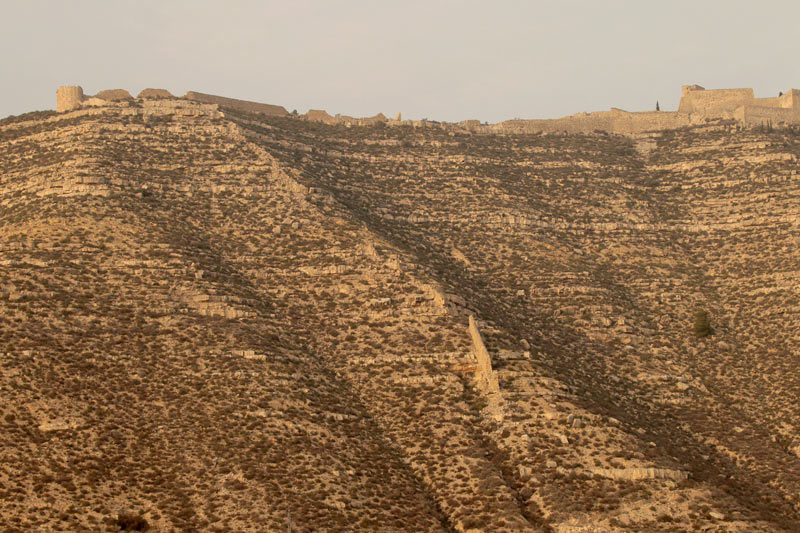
top-left (1, 96), bottom-right (799, 531)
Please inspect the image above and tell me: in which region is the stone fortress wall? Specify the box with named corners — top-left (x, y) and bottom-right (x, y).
top-left (485, 85), bottom-right (800, 135)
top-left (184, 91), bottom-right (288, 117)
top-left (677, 85), bottom-right (753, 115)
top-left (56, 83), bottom-right (800, 135)
top-left (55, 86), bottom-right (86, 112)
top-left (55, 86), bottom-right (288, 117)
top-left (733, 89), bottom-right (800, 126)
top-left (305, 109), bottom-right (391, 127)
top-left (56, 86), bottom-right (134, 112)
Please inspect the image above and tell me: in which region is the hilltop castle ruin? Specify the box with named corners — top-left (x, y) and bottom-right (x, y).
top-left (56, 84), bottom-right (800, 134)
top-left (55, 86), bottom-right (289, 116)
top-left (485, 85), bottom-right (800, 135)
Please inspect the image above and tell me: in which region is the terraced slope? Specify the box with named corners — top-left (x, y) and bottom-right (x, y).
top-left (1, 98), bottom-right (798, 532)
top-left (0, 103), bottom-right (448, 532)
top-left (230, 111), bottom-right (800, 530)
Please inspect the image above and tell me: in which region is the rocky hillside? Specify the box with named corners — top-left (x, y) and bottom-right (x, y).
top-left (1, 97), bottom-right (799, 532)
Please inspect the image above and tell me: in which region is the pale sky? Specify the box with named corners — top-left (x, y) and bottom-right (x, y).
top-left (2, 0), bottom-right (799, 123)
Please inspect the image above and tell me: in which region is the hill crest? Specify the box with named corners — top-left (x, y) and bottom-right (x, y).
top-left (1, 93), bottom-right (799, 531)
top-left (55, 82), bottom-right (800, 135)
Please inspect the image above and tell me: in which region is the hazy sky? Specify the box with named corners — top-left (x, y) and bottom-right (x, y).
top-left (3, 0), bottom-right (799, 122)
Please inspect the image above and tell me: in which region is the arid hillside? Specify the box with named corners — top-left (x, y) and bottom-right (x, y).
top-left (1, 97), bottom-right (799, 532)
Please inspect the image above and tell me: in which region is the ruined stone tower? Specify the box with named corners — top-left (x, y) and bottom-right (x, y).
top-left (56, 86), bottom-right (84, 112)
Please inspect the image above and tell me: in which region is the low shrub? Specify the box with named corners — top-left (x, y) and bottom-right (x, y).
top-left (693, 309), bottom-right (713, 337)
top-left (115, 512), bottom-right (149, 531)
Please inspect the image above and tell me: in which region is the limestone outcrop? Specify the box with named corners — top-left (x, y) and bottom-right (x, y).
top-left (591, 467), bottom-right (689, 482)
top-left (468, 315), bottom-right (499, 395)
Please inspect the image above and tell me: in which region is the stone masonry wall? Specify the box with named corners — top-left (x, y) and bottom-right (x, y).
top-left (608, 109), bottom-right (691, 134)
top-left (56, 86), bottom-right (85, 112)
top-left (786, 89), bottom-right (800, 111)
top-left (94, 89), bottom-right (133, 101)
top-left (753, 91), bottom-right (794, 109)
top-left (488, 109), bottom-right (691, 135)
top-left (305, 109), bottom-right (336, 124)
top-left (304, 109), bottom-right (388, 126)
top-left (735, 105), bottom-right (798, 127)
top-left (491, 112), bottom-right (613, 134)
top-left (55, 83), bottom-right (800, 134)
top-left (486, 85), bottom-right (799, 135)
top-left (753, 96), bottom-right (782, 108)
top-left (137, 88), bottom-right (174, 99)
top-left (677, 87), bottom-right (754, 116)
top-left (185, 91), bottom-right (288, 117)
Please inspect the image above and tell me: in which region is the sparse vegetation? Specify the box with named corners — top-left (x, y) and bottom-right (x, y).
top-left (1, 96), bottom-right (798, 531)
top-left (114, 512), bottom-right (149, 531)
